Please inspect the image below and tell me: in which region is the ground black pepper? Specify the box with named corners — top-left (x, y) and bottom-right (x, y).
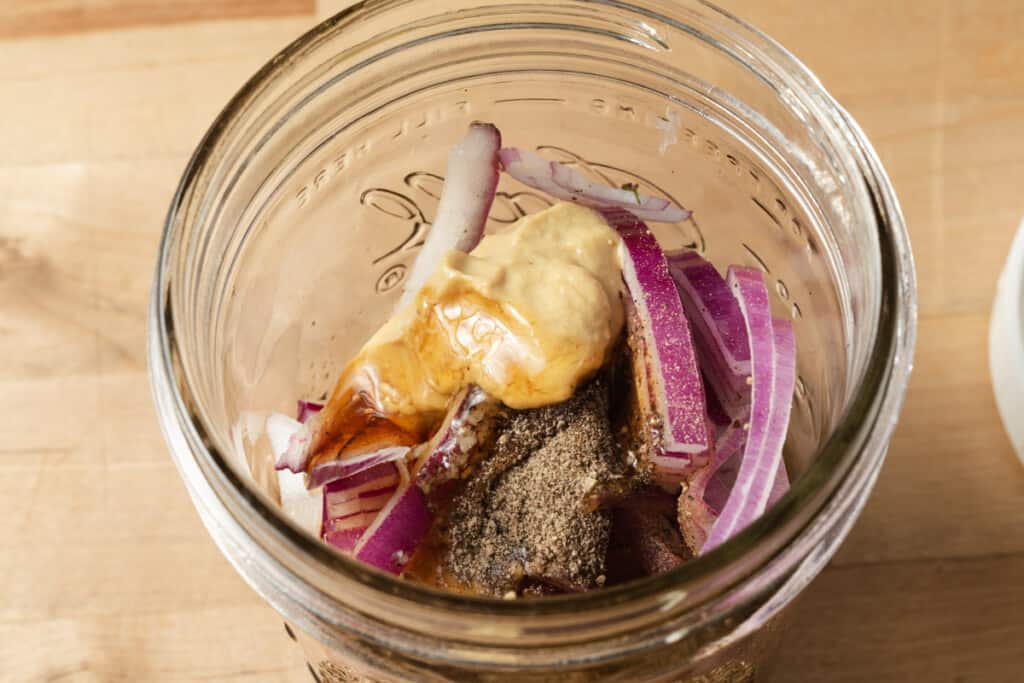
top-left (444, 379), bottom-right (622, 596)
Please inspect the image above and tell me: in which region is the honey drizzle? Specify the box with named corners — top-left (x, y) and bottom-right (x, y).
top-left (306, 364), bottom-right (422, 472)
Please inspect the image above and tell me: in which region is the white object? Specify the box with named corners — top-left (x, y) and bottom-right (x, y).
top-left (266, 413), bottom-right (323, 534)
top-left (266, 412), bottom-right (303, 461)
top-left (277, 470), bottom-right (323, 537)
top-left (989, 218), bottom-right (1024, 464)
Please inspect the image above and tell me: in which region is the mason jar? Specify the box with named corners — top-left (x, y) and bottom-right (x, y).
top-left (148, 1), bottom-right (917, 680)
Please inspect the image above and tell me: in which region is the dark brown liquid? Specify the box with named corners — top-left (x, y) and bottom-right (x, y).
top-left (307, 364), bottom-right (422, 471)
top-left (401, 510), bottom-right (477, 593)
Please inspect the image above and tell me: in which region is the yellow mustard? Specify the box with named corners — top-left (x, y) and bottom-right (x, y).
top-left (356, 202), bottom-right (624, 427)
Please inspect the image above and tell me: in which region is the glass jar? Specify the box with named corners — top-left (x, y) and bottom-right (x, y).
top-left (148, 1), bottom-right (916, 681)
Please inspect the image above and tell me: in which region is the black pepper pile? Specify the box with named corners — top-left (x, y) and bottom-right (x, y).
top-left (443, 379), bottom-right (623, 596)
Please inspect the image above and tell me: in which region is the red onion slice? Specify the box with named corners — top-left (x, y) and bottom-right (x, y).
top-left (677, 424), bottom-right (745, 552)
top-left (321, 462), bottom-right (401, 552)
top-left (713, 423), bottom-right (748, 468)
top-left (702, 454), bottom-right (738, 516)
top-left (668, 251), bottom-right (752, 420)
top-left (296, 400), bottom-right (323, 424)
top-left (550, 160), bottom-right (689, 222)
top-left (413, 385), bottom-right (500, 495)
top-left (703, 271), bottom-right (795, 553)
top-left (551, 161), bottom-right (653, 207)
top-left (271, 407), bottom-right (325, 534)
top-left (397, 122), bottom-right (501, 310)
top-left (307, 445), bottom-right (410, 490)
top-left (324, 462), bottom-right (402, 504)
top-left (702, 370), bottom-right (733, 428)
top-left (497, 147), bottom-right (568, 199)
top-left (500, 147), bottom-right (690, 222)
top-left (605, 208), bottom-right (709, 479)
top-left (765, 321), bottom-right (795, 507)
top-left (266, 402), bottom-right (324, 474)
top-left (267, 412), bottom-right (312, 474)
top-left (353, 462), bottom-right (433, 574)
top-left (323, 528), bottom-right (365, 552)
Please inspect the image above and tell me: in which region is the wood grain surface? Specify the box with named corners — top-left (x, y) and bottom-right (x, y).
top-left (1, 1), bottom-right (1022, 681)
top-left (0, 0), bottom-right (313, 39)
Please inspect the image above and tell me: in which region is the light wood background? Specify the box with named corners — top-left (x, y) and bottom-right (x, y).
top-left (2, 1), bottom-right (1022, 681)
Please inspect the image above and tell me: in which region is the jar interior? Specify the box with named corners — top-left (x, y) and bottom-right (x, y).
top-left (175, 4), bottom-right (880, 567)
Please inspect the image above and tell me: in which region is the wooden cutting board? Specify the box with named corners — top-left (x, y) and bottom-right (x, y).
top-left (1, 1), bottom-right (1021, 680)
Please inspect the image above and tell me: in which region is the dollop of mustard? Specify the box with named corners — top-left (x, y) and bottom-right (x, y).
top-left (360, 202), bottom-right (624, 423)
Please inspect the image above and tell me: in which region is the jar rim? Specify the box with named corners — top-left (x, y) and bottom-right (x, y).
top-left (149, 0), bottom-right (916, 644)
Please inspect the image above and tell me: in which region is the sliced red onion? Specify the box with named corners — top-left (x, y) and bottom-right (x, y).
top-left (413, 385), bottom-right (500, 494)
top-left (296, 400), bottom-right (323, 424)
top-left (323, 527), bottom-right (365, 552)
top-left (267, 412), bottom-right (312, 474)
top-left (712, 424), bottom-right (747, 469)
top-left (703, 272), bottom-right (796, 553)
top-left (678, 314), bottom-right (795, 554)
top-left (497, 147), bottom-right (567, 198)
top-left (622, 299), bottom-right (706, 482)
top-left (307, 445), bottom-right (410, 490)
top-left (397, 122), bottom-right (501, 310)
top-left (765, 321), bottom-right (796, 507)
top-left (701, 471), bottom-right (732, 516)
top-left (677, 424), bottom-right (746, 552)
top-left (702, 370), bottom-right (732, 428)
top-left (668, 251), bottom-right (752, 420)
top-left (321, 462), bottom-right (401, 552)
top-left (353, 463), bottom-right (433, 575)
top-left (605, 208), bottom-right (709, 479)
top-left (359, 484), bottom-right (400, 510)
top-left (677, 483), bottom-right (717, 553)
top-left (500, 147), bottom-right (691, 223)
top-left (649, 414), bottom-right (715, 479)
top-left (551, 161), bottom-right (689, 222)
top-left (325, 502), bottom-right (370, 525)
top-left (324, 462), bottom-right (401, 506)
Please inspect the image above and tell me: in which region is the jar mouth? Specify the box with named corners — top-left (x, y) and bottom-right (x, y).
top-left (150, 0), bottom-right (915, 633)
